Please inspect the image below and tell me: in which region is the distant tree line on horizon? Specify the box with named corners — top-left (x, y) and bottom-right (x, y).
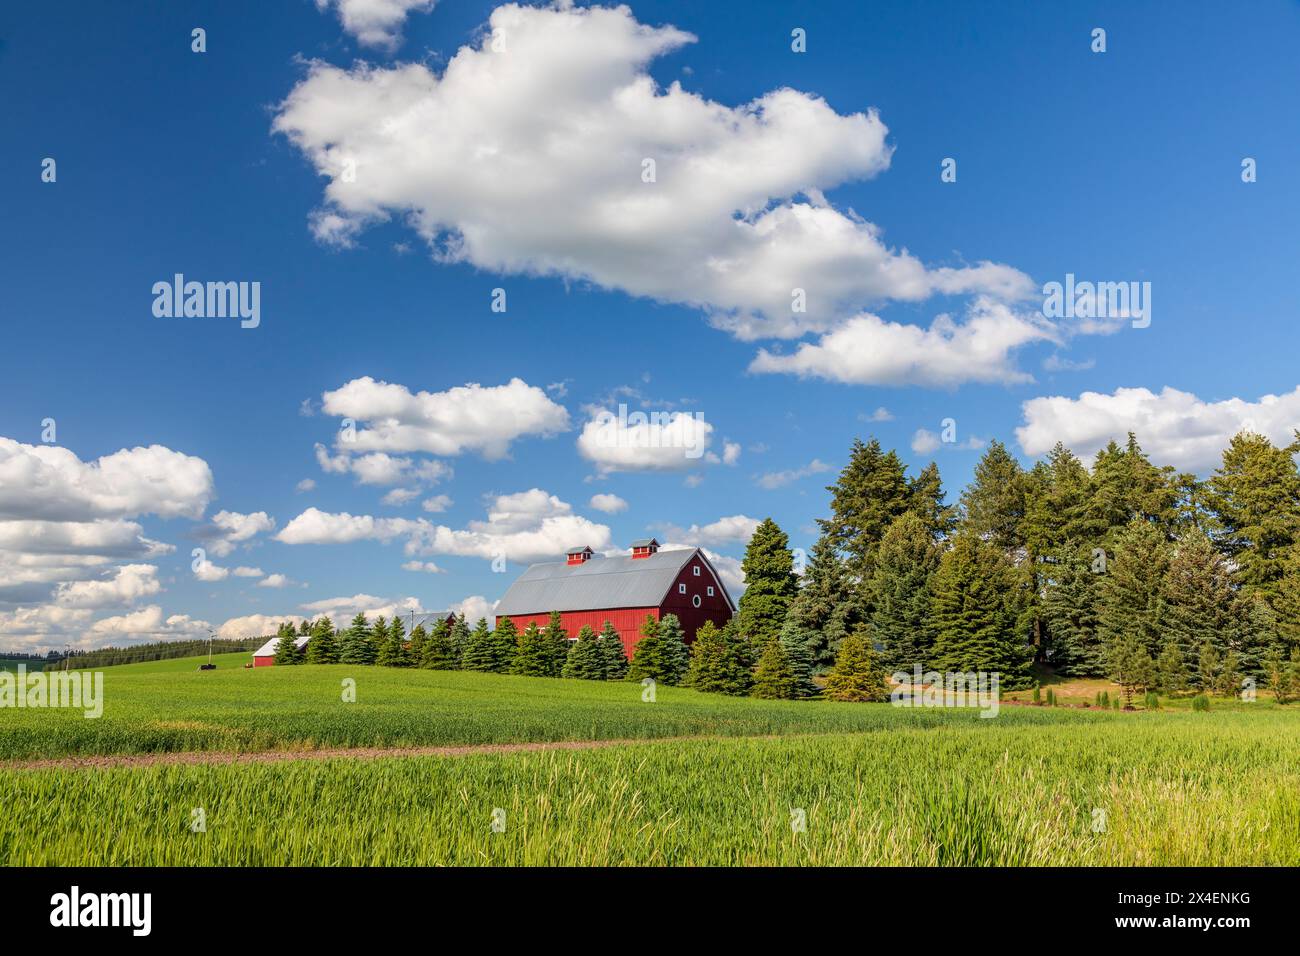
top-left (269, 427), bottom-right (1300, 705)
top-left (50, 637), bottom-right (264, 671)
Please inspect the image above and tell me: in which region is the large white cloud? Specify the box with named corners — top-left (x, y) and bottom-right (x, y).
top-left (750, 299), bottom-right (1056, 387)
top-left (277, 489), bottom-right (611, 563)
top-left (198, 510), bottom-right (276, 557)
top-left (316, 0), bottom-right (435, 50)
top-left (54, 564), bottom-right (162, 609)
top-left (0, 438), bottom-right (213, 521)
top-left (217, 613), bottom-right (308, 641)
top-left (320, 377), bottom-right (568, 459)
top-left (577, 406), bottom-right (725, 474)
top-left (656, 514), bottom-right (761, 548)
top-left (1017, 384), bottom-right (1300, 472)
top-left (87, 606), bottom-right (210, 643)
top-left (273, 2), bottom-right (1031, 342)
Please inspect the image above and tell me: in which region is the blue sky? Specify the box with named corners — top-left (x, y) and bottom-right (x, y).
top-left (3, 0), bottom-right (1299, 650)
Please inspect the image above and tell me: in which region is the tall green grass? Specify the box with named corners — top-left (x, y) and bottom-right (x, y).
top-left (4, 713), bottom-right (1296, 866)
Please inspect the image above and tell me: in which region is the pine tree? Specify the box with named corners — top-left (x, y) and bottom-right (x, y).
top-left (778, 621), bottom-right (819, 698)
top-left (784, 535), bottom-right (860, 669)
top-left (750, 639), bottom-right (796, 700)
top-left (1232, 592), bottom-right (1276, 679)
top-left (597, 620), bottom-right (628, 680)
top-left (562, 625), bottom-right (604, 679)
top-left (685, 620), bottom-right (729, 693)
top-left (448, 615), bottom-right (472, 668)
top-left (626, 615), bottom-right (664, 683)
top-left (338, 613), bottom-right (375, 665)
top-left (1216, 649), bottom-right (1242, 698)
top-left (1097, 518), bottom-right (1169, 659)
top-left (818, 438), bottom-right (911, 582)
top-left (490, 618), bottom-right (519, 673)
top-left (1207, 430), bottom-right (1300, 599)
top-left (929, 535), bottom-right (1032, 688)
top-left (907, 461), bottom-right (957, 541)
top-left (823, 629), bottom-right (889, 702)
top-left (1197, 640), bottom-right (1221, 694)
top-left (542, 611), bottom-right (570, 677)
top-left (420, 618), bottom-right (455, 670)
top-left (1083, 435), bottom-right (1180, 544)
top-left (1155, 639), bottom-right (1189, 696)
top-left (960, 440), bottom-right (1027, 553)
top-left (407, 623), bottom-right (428, 664)
top-left (1162, 529), bottom-right (1235, 665)
top-left (513, 621), bottom-right (551, 676)
top-left (298, 619), bottom-right (312, 637)
top-left (736, 518), bottom-right (799, 644)
top-left (867, 511), bottom-right (940, 671)
top-left (377, 616), bottom-right (410, 667)
top-left (462, 618), bottom-right (495, 671)
top-left (305, 616), bottom-right (339, 664)
top-left (1042, 547), bottom-right (1105, 676)
top-left (273, 622), bottom-right (303, 664)
top-left (1108, 633), bottom-right (1155, 708)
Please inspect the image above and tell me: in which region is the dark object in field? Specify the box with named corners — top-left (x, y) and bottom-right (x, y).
top-left (199, 664), bottom-right (216, 671)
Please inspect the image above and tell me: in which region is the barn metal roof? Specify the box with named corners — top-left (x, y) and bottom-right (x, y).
top-left (496, 547), bottom-right (730, 616)
top-left (252, 634), bottom-right (310, 658)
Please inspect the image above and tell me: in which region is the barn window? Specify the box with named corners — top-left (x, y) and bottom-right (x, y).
top-left (707, 586), bottom-right (714, 597)
top-left (692, 594), bottom-right (702, 608)
top-left (693, 565), bottom-right (700, 576)
top-left (678, 583), bottom-right (686, 594)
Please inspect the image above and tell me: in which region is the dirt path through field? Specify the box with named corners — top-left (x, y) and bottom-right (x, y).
top-left (2, 735), bottom-right (739, 771)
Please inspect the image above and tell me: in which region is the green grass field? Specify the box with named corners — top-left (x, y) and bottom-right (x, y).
top-left (3, 656), bottom-right (1298, 865)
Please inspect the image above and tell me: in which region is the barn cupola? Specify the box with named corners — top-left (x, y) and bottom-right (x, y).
top-left (566, 546), bottom-right (594, 566)
top-left (630, 538), bottom-right (660, 559)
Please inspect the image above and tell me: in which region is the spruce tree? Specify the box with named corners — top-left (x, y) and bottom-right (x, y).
top-left (657, 614), bottom-right (690, 685)
top-left (420, 618), bottom-right (455, 669)
top-left (462, 618), bottom-right (495, 671)
top-left (1162, 529), bottom-right (1235, 664)
top-left (407, 623), bottom-right (428, 664)
top-left (562, 625), bottom-right (604, 679)
top-left (597, 620), bottom-right (628, 680)
top-left (448, 615), bottom-right (472, 668)
top-left (959, 440), bottom-right (1027, 553)
top-left (626, 615), bottom-right (663, 683)
top-left (1042, 547), bottom-right (1105, 676)
top-left (736, 518), bottom-right (799, 644)
top-left (929, 535), bottom-right (1032, 688)
top-left (867, 511), bottom-right (940, 671)
top-left (1197, 640), bottom-right (1221, 694)
top-left (818, 438), bottom-right (911, 582)
top-left (1108, 633), bottom-right (1155, 708)
top-left (490, 618), bottom-right (519, 673)
top-left (513, 621), bottom-right (551, 676)
top-left (377, 616), bottom-right (410, 667)
top-left (685, 620), bottom-right (728, 693)
top-left (273, 623), bottom-right (303, 664)
top-left (1096, 518), bottom-right (1169, 659)
top-left (784, 534), bottom-right (860, 669)
top-left (338, 613), bottom-right (375, 665)
top-left (1232, 593), bottom-right (1276, 679)
top-left (778, 621), bottom-right (819, 698)
top-left (542, 611), bottom-right (570, 677)
top-left (305, 616), bottom-right (339, 664)
top-left (751, 639), bottom-right (796, 699)
top-left (1155, 639), bottom-right (1189, 696)
top-left (907, 461), bottom-right (957, 541)
top-left (823, 629), bottom-right (888, 702)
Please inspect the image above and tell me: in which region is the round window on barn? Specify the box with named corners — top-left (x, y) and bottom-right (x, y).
top-left (692, 594), bottom-right (701, 608)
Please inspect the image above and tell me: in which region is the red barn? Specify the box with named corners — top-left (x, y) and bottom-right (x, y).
top-left (494, 539), bottom-right (735, 657)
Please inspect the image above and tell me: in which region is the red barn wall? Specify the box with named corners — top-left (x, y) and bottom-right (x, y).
top-left (498, 607), bottom-right (659, 658)
top-left (253, 656), bottom-right (275, 667)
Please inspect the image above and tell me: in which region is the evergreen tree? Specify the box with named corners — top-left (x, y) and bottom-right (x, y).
top-left (1108, 633), bottom-right (1156, 708)
top-left (929, 535), bottom-right (1032, 688)
top-left (784, 535), bottom-right (860, 669)
top-left (750, 639), bottom-right (796, 700)
top-left (562, 625), bottom-right (604, 680)
top-left (273, 622), bottom-right (303, 664)
top-left (1162, 529), bottom-right (1235, 665)
top-left (626, 615), bottom-right (664, 683)
top-left (1197, 640), bottom-right (1221, 694)
top-left (1097, 518), bottom-right (1170, 659)
top-left (867, 511), bottom-right (940, 671)
top-left (778, 621), bottom-right (819, 698)
top-left (305, 616), bottom-right (339, 664)
top-left (542, 611), bottom-right (570, 677)
top-left (1155, 639), bottom-right (1189, 696)
top-left (1042, 546), bottom-right (1104, 676)
top-left (818, 438), bottom-right (911, 582)
top-left (823, 629), bottom-right (889, 702)
top-left (489, 618), bottom-right (519, 673)
top-left (338, 613), bottom-right (375, 665)
top-left (448, 615), bottom-right (472, 668)
top-left (1216, 649), bottom-right (1242, 698)
top-left (1231, 592), bottom-right (1276, 679)
top-left (462, 618), bottom-right (496, 671)
top-left (1083, 435), bottom-right (1180, 544)
top-left (377, 616), bottom-right (411, 667)
top-left (407, 623), bottom-right (428, 664)
top-left (657, 614), bottom-right (690, 685)
top-left (298, 619), bottom-right (312, 637)
top-left (959, 440), bottom-right (1027, 553)
top-left (597, 620), bottom-right (628, 680)
top-left (1022, 443), bottom-right (1092, 556)
top-left (907, 461), bottom-right (957, 541)
top-left (736, 518), bottom-right (799, 644)
top-left (513, 621), bottom-right (551, 676)
top-left (1207, 430), bottom-right (1300, 599)
top-left (420, 618), bottom-right (456, 670)
top-left (685, 620), bottom-right (755, 694)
